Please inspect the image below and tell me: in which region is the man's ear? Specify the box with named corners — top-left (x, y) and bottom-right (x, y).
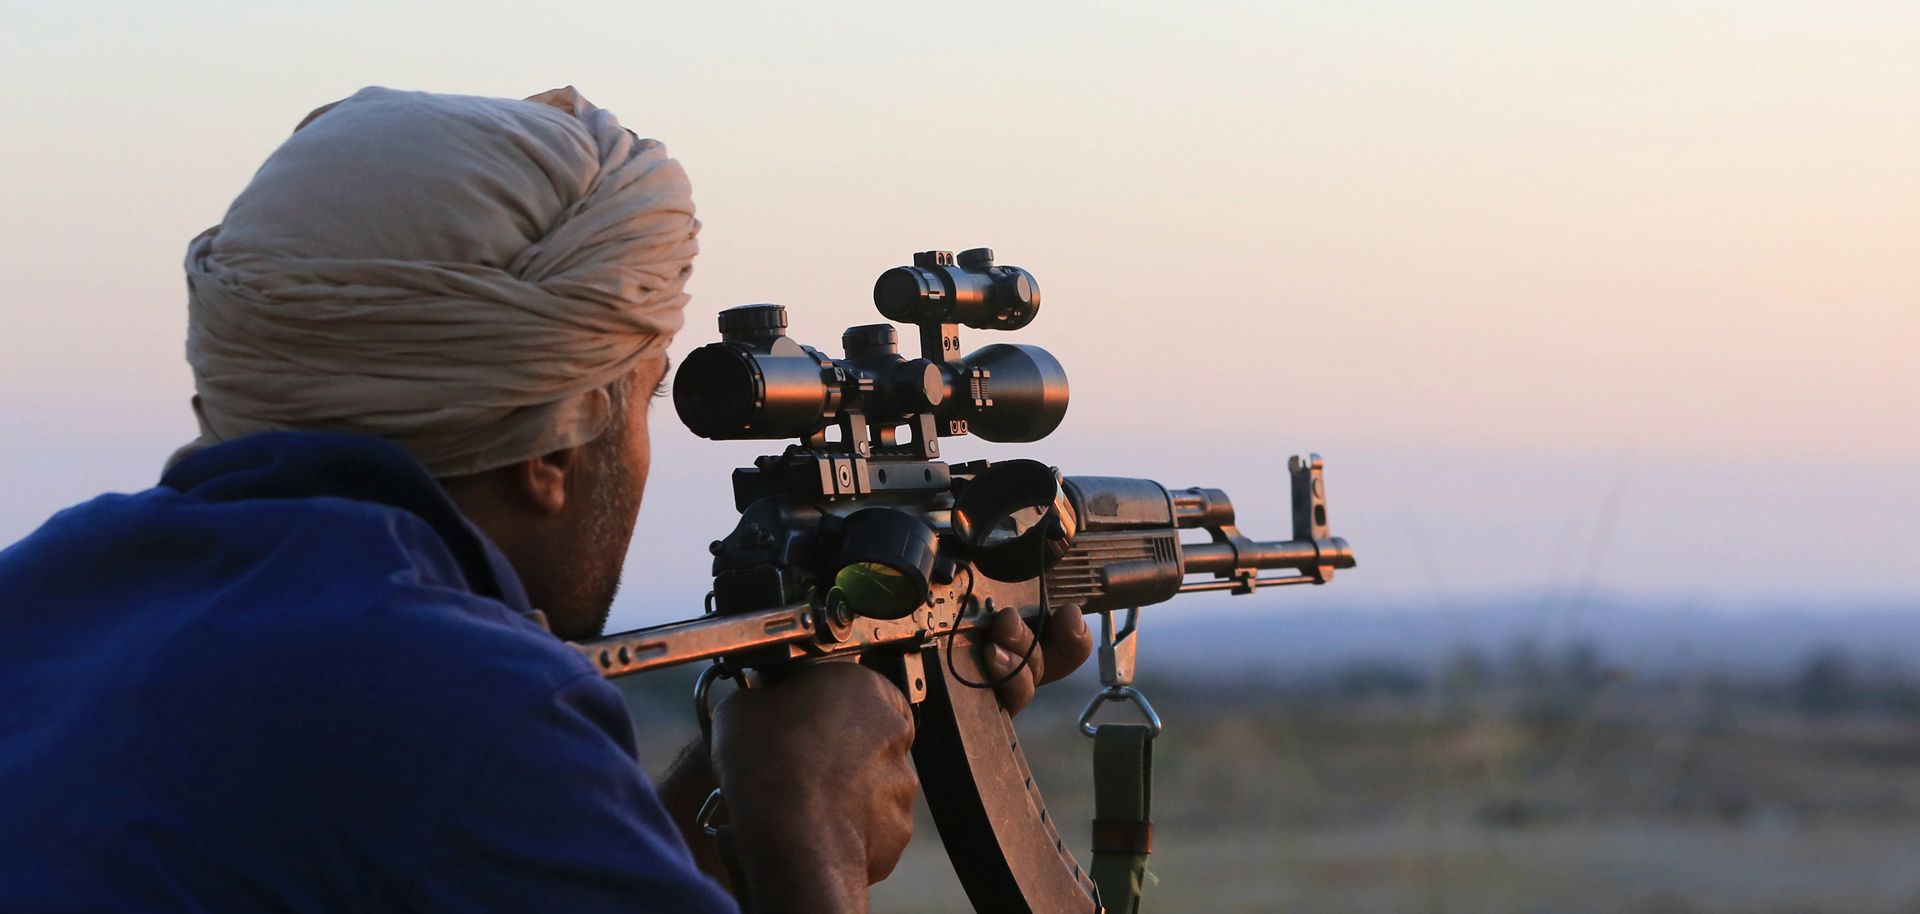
top-left (512, 445), bottom-right (581, 515)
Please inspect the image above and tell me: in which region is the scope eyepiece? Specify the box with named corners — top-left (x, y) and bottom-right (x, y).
top-left (674, 304), bottom-right (833, 441)
top-left (874, 248), bottom-right (1039, 331)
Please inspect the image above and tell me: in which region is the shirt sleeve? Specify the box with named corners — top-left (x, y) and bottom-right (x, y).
top-left (405, 671), bottom-right (739, 914)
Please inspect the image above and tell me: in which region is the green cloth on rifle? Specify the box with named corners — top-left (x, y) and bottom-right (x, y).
top-left (1090, 723), bottom-right (1154, 914)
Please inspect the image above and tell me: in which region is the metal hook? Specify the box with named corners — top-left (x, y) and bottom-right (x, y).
top-left (1096, 607), bottom-right (1139, 688)
top-left (1080, 606), bottom-right (1160, 737)
top-left (694, 663), bottom-right (734, 749)
top-left (1077, 685), bottom-right (1163, 738)
top-left (695, 788), bottom-right (726, 838)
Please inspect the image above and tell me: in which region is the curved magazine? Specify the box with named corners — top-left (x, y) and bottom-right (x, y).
top-left (912, 628), bottom-right (1102, 914)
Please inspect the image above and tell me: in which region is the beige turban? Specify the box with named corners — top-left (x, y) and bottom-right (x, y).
top-left (180, 86), bottom-right (698, 477)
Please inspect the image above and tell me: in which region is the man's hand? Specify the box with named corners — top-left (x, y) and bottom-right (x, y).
top-left (979, 604), bottom-right (1094, 716)
top-left (658, 605), bottom-right (1094, 910)
top-left (710, 662), bottom-right (917, 912)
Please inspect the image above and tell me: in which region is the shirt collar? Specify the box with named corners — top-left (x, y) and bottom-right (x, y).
top-left (160, 430), bottom-right (533, 612)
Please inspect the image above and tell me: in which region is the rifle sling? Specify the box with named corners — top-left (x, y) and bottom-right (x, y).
top-left (1089, 723), bottom-right (1154, 914)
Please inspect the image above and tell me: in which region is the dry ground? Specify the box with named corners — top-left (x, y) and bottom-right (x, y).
top-left (618, 668), bottom-right (1920, 914)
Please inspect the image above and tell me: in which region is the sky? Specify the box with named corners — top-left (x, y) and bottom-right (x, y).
top-left (0, 1), bottom-right (1914, 633)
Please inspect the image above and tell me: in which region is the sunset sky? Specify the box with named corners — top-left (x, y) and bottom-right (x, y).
top-left (2, 1), bottom-right (1913, 632)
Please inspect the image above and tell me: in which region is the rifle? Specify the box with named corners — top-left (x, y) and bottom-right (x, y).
top-left (574, 249), bottom-right (1356, 913)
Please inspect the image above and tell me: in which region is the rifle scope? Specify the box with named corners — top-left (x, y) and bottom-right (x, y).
top-left (674, 250), bottom-right (1068, 446)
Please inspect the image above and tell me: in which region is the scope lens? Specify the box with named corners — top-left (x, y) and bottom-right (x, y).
top-left (832, 563), bottom-right (920, 620)
top-left (830, 507), bottom-right (936, 618)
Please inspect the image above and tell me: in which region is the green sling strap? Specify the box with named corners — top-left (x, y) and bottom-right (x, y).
top-left (1090, 722), bottom-right (1154, 914)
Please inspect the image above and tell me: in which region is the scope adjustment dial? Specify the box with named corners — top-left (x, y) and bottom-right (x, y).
top-left (717, 303), bottom-right (789, 342)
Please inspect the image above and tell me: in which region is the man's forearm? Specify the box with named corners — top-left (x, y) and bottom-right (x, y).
top-left (659, 738), bottom-right (877, 913)
top-left (723, 802), bottom-right (871, 914)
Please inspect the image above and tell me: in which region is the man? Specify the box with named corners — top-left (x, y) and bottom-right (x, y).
top-left (0, 87), bottom-right (1089, 912)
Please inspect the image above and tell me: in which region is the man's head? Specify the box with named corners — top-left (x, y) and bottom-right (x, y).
top-left (182, 86), bottom-right (698, 635)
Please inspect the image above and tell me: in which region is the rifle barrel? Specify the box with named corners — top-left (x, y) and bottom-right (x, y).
top-left (1180, 535), bottom-right (1356, 576)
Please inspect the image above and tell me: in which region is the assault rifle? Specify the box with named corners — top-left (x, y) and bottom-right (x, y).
top-left (574, 249), bottom-right (1355, 913)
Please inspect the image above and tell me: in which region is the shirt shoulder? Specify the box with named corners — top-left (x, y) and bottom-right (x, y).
top-left (0, 486), bottom-right (656, 910)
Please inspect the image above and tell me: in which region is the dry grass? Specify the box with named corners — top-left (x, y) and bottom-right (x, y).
top-left (618, 668), bottom-right (1920, 913)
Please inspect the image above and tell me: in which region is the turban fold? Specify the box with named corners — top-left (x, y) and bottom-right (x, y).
top-left (180, 86), bottom-right (698, 477)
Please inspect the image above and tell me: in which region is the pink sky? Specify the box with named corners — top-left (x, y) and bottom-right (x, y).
top-left (1, 1), bottom-right (1914, 628)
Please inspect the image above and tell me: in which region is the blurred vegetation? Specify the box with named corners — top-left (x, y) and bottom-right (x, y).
top-left (616, 641), bottom-right (1920, 914)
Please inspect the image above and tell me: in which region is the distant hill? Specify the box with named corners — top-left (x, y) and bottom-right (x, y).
top-left (1140, 595), bottom-right (1920, 682)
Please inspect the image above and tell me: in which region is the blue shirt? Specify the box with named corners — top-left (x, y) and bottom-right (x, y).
top-left (0, 432), bottom-right (737, 913)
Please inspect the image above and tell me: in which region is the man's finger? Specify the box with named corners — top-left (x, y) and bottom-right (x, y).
top-left (1037, 604), bottom-right (1093, 686)
top-left (982, 640), bottom-right (1037, 716)
top-left (987, 606), bottom-right (1044, 685)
